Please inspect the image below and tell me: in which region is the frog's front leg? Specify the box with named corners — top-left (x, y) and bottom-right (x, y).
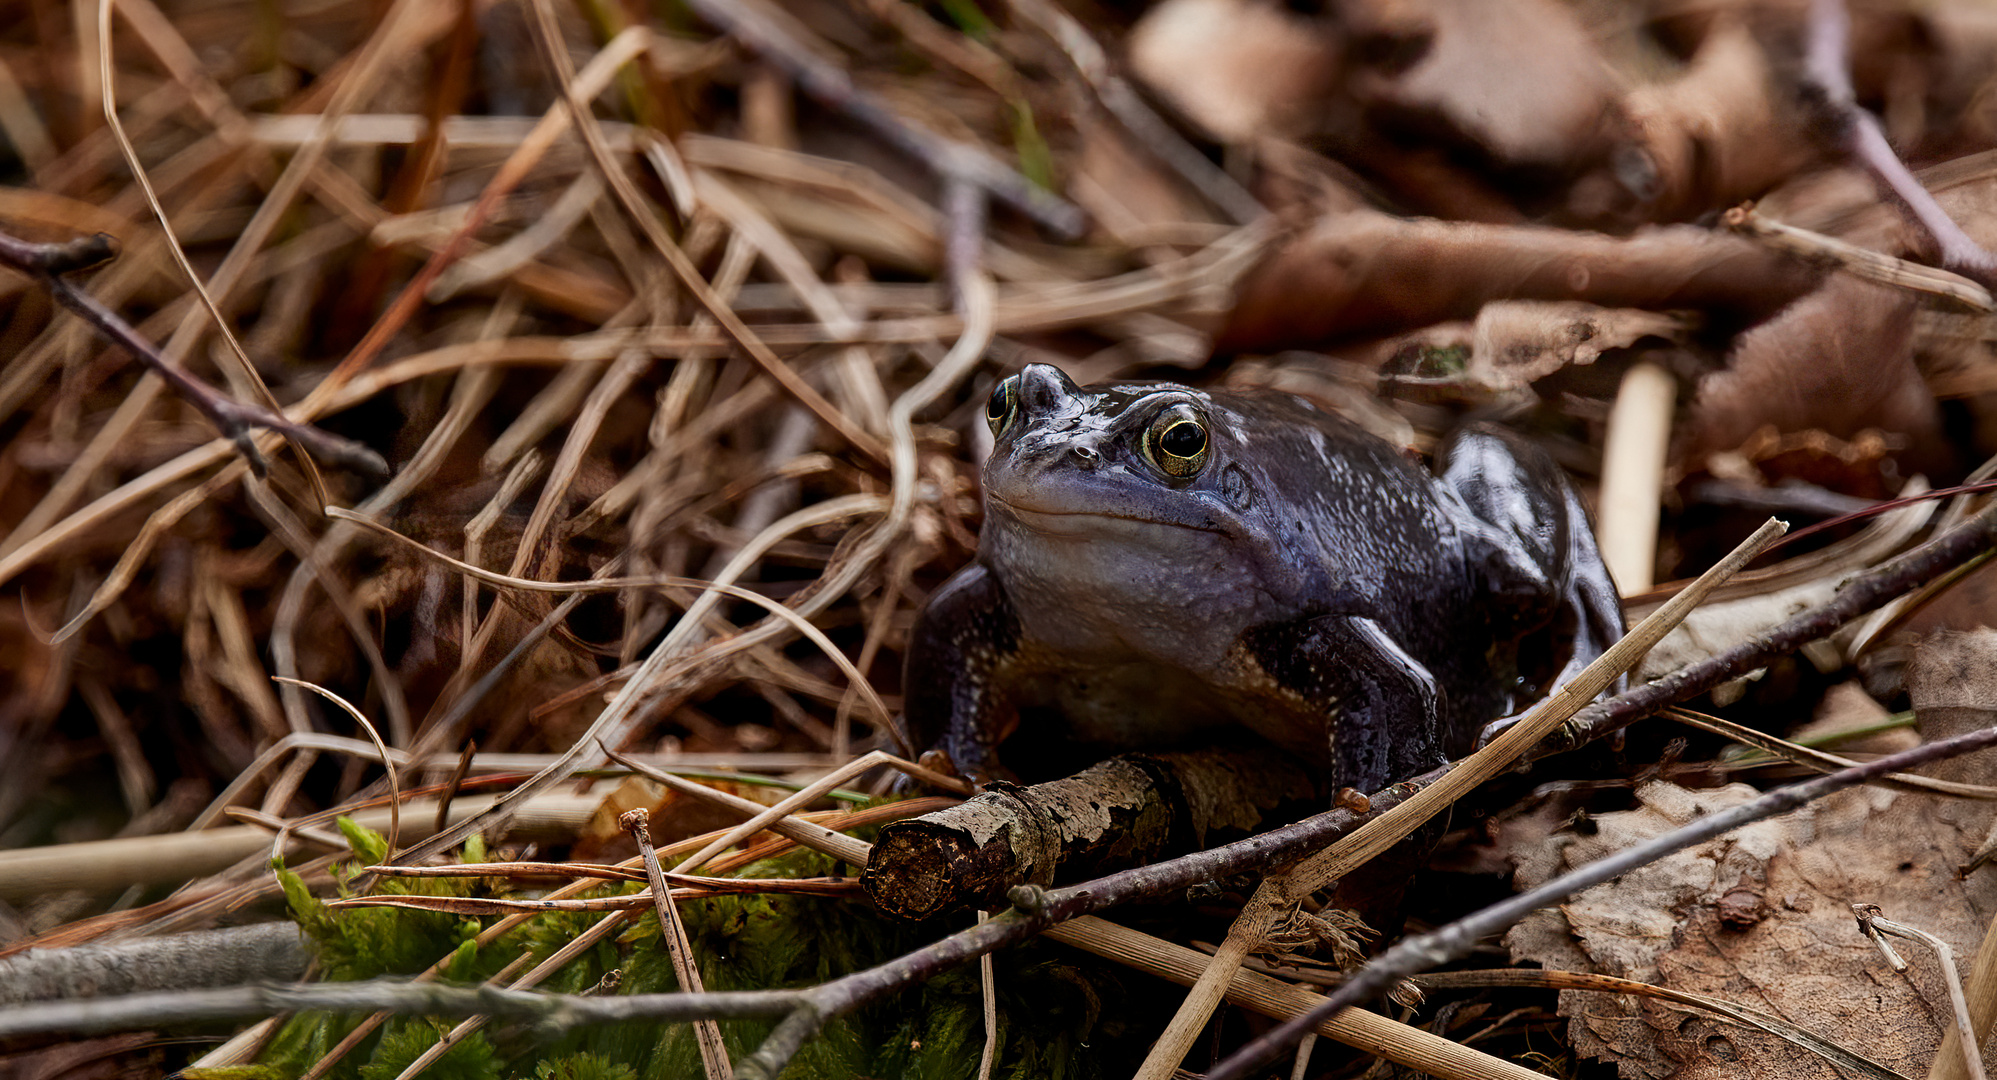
top-left (1246, 614), bottom-right (1447, 794)
top-left (900, 563), bottom-right (1023, 785)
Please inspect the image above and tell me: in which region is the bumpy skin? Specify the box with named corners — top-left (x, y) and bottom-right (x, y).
top-left (902, 364), bottom-right (1625, 794)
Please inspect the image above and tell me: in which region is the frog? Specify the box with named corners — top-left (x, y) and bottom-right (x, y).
top-left (899, 363), bottom-right (1626, 795)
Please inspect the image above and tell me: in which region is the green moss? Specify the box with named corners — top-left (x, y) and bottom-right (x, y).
top-left (524, 1054), bottom-right (637, 1080)
top-left (262, 810), bottom-right (1145, 1079)
top-left (357, 1020), bottom-right (500, 1080)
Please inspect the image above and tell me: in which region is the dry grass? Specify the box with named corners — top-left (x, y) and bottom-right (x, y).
top-left (0, 0), bottom-right (1256, 910)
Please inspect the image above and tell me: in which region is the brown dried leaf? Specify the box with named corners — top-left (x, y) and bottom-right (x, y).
top-left (1684, 275), bottom-right (1945, 482)
top-left (1125, 0), bottom-right (1343, 144)
top-left (1623, 16), bottom-right (1823, 222)
top-left (1341, 0), bottom-right (1623, 172)
top-left (1506, 776), bottom-right (1997, 1079)
top-left (1907, 629), bottom-right (1997, 787)
top-left (1218, 209), bottom-right (1820, 351)
top-left (1463, 301), bottom-right (1692, 391)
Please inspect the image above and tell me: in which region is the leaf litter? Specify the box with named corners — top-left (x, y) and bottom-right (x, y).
top-left (5, 0), bottom-right (1997, 1077)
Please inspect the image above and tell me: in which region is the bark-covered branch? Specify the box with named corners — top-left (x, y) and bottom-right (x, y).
top-left (865, 745), bottom-right (1320, 920)
top-left (0, 923), bottom-right (308, 1006)
top-left (0, 978), bottom-right (803, 1042)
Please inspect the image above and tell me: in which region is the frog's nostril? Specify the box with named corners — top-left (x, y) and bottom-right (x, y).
top-left (1071, 445), bottom-right (1100, 466)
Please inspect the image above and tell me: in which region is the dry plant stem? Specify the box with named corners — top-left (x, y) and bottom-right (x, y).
top-left (623, 808), bottom-right (732, 1080)
top-left (1805, 0), bottom-right (1997, 282)
top-left (945, 179), bottom-right (988, 310)
top-left (1140, 518), bottom-right (1786, 1077)
top-left (329, 878), bottom-right (862, 914)
top-left (603, 750), bottom-right (873, 867)
top-left (325, 506), bottom-right (897, 731)
top-left (1723, 204), bottom-right (1995, 311)
top-left (1558, 497), bottom-right (1997, 755)
top-left (1205, 724), bottom-right (1997, 1080)
top-left (978, 910), bottom-right (999, 1080)
top-left (1132, 883), bottom-right (1283, 1079)
top-left (0, 980), bottom-right (806, 1039)
top-left (1415, 969), bottom-right (1900, 1078)
top-left (1318, 518), bottom-right (1784, 882)
top-left (271, 678), bottom-right (402, 858)
top-left (1597, 361), bottom-right (1674, 595)
top-left (1857, 909), bottom-right (1988, 1080)
top-left (0, 229), bottom-right (386, 477)
top-left (1933, 916), bottom-right (1997, 1080)
top-left (1001, 0), bottom-right (1264, 225)
top-left (633, 748), bottom-right (966, 876)
top-left (682, 0), bottom-right (1084, 238)
top-left (525, 0), bottom-right (890, 466)
top-left (0, 794), bottom-right (600, 902)
top-left (1047, 916), bottom-right (1545, 1080)
top-left (1667, 707), bottom-right (1997, 798)
top-left (96, 0), bottom-right (328, 511)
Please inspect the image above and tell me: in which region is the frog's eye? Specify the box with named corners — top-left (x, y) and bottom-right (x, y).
top-left (1143, 407), bottom-right (1210, 478)
top-left (986, 375), bottom-right (1020, 437)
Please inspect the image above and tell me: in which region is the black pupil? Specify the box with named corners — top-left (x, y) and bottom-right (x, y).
top-left (1160, 420), bottom-right (1205, 458)
top-left (988, 382), bottom-right (1011, 420)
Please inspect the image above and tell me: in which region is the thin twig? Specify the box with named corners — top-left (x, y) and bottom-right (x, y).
top-left (0, 228), bottom-right (388, 477)
top-left (1722, 204), bottom-right (1994, 312)
top-left (1803, 0), bottom-right (1997, 283)
top-left (0, 979), bottom-right (805, 1039)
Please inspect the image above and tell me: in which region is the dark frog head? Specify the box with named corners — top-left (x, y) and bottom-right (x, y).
top-left (975, 364), bottom-right (1301, 658)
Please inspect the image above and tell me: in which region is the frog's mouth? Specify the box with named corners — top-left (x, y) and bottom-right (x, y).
top-left (988, 492), bottom-right (1222, 536)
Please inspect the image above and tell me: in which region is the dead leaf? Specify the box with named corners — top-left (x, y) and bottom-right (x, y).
top-left (1341, 0), bottom-right (1623, 173)
top-left (1507, 777), bottom-right (1997, 1079)
top-left (1218, 209), bottom-right (1821, 352)
top-left (1622, 15), bottom-right (1822, 223)
top-left (1684, 275), bottom-right (1945, 482)
top-left (1126, 0), bottom-right (1342, 144)
top-left (1464, 301), bottom-right (1692, 391)
top-left (1907, 630), bottom-right (1997, 787)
